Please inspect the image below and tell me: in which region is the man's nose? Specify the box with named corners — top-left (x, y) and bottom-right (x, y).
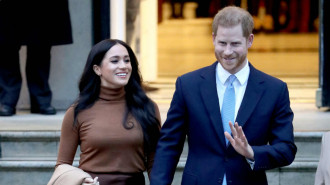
top-left (224, 45), bottom-right (233, 55)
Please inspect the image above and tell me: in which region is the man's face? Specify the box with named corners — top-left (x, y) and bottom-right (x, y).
top-left (212, 24), bottom-right (253, 74)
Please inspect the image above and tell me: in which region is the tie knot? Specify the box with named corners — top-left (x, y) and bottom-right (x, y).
top-left (227, 75), bottom-right (236, 85)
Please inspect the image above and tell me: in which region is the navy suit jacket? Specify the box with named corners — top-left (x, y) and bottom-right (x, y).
top-left (150, 62), bottom-right (297, 185)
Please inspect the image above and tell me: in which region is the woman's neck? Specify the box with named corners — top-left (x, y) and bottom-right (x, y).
top-left (99, 86), bottom-right (125, 101)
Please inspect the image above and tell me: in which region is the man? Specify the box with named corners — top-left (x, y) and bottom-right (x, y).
top-left (150, 6), bottom-right (297, 185)
top-left (0, 0), bottom-right (72, 116)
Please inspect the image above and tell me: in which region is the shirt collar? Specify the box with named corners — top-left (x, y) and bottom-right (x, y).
top-left (216, 59), bottom-right (250, 85)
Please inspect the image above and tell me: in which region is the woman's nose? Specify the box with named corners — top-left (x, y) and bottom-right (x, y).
top-left (118, 60), bottom-right (127, 68)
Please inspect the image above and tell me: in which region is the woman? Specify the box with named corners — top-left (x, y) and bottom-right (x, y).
top-left (56, 39), bottom-right (161, 185)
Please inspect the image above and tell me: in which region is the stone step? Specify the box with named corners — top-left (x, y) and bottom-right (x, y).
top-left (157, 18), bottom-right (319, 78)
top-left (158, 52), bottom-right (318, 78)
top-left (158, 19), bottom-right (318, 51)
top-left (0, 131), bottom-right (323, 161)
top-left (0, 131), bottom-right (79, 159)
top-left (0, 131), bottom-right (323, 184)
top-left (0, 160), bottom-right (78, 185)
top-left (158, 18), bottom-right (213, 36)
top-left (0, 159), bottom-right (318, 185)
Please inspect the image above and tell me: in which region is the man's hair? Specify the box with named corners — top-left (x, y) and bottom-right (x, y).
top-left (212, 6), bottom-right (254, 38)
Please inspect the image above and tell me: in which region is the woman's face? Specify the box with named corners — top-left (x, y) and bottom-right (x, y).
top-left (93, 44), bottom-right (132, 89)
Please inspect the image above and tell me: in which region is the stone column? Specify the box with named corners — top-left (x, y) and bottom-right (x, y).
top-left (140, 0), bottom-right (158, 82)
top-left (316, 0), bottom-right (330, 108)
top-left (111, 0), bottom-right (126, 41)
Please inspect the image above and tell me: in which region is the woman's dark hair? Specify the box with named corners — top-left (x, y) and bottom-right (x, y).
top-left (73, 39), bottom-right (160, 153)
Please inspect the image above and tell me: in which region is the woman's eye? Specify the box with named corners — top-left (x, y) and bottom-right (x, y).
top-left (125, 59), bottom-right (130, 63)
top-left (110, 60), bottom-right (118, 63)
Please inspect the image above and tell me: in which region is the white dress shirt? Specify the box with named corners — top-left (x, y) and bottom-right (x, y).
top-left (216, 60), bottom-right (250, 120)
top-left (215, 60), bottom-right (255, 170)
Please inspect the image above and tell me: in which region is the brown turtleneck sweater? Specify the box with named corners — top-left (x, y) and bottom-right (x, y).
top-left (56, 86), bottom-right (160, 175)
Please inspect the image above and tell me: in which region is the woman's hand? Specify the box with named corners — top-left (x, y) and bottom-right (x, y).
top-left (82, 177), bottom-right (99, 185)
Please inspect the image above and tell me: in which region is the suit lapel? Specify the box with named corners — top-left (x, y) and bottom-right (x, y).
top-left (200, 62), bottom-right (227, 147)
top-left (236, 64), bottom-right (265, 127)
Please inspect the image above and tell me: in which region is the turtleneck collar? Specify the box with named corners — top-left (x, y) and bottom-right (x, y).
top-left (99, 86), bottom-right (126, 101)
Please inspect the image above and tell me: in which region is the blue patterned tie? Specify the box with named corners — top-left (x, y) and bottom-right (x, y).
top-left (221, 75), bottom-right (236, 185)
top-left (221, 75), bottom-right (236, 145)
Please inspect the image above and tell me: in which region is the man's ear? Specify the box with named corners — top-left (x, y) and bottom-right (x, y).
top-left (93, 65), bottom-right (101, 76)
top-left (247, 34), bottom-right (254, 48)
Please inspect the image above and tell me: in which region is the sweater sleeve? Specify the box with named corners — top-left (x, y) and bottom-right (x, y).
top-left (56, 106), bottom-right (80, 167)
top-left (147, 102), bottom-right (161, 177)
